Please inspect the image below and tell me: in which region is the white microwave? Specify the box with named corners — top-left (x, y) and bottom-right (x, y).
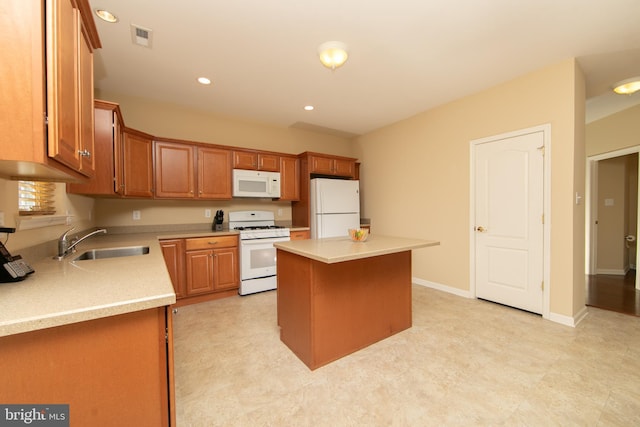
top-left (232, 169), bottom-right (281, 198)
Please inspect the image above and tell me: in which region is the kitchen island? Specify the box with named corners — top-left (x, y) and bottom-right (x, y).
top-left (274, 235), bottom-right (439, 370)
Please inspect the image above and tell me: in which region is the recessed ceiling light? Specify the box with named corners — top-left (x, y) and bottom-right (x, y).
top-left (304, 105), bottom-right (314, 111)
top-left (613, 77), bottom-right (640, 95)
top-left (95, 9), bottom-right (118, 23)
top-left (197, 77), bottom-right (212, 85)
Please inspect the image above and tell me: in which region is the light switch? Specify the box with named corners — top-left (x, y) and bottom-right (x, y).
top-left (604, 198), bottom-right (614, 207)
top-left (205, 209), bottom-right (211, 218)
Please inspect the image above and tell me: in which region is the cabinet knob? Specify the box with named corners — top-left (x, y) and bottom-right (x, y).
top-left (78, 149), bottom-right (91, 158)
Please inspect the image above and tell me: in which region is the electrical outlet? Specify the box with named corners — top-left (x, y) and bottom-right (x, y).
top-left (205, 209), bottom-right (211, 218)
top-left (132, 210), bottom-right (141, 220)
top-left (277, 209), bottom-right (283, 217)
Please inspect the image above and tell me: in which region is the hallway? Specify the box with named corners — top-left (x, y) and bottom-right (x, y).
top-left (586, 270), bottom-right (640, 317)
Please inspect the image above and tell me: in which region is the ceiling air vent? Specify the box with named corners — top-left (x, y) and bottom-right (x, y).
top-left (131, 24), bottom-right (153, 48)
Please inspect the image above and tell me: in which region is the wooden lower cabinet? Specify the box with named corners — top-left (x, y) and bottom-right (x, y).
top-left (160, 239), bottom-right (186, 298)
top-left (0, 307), bottom-right (174, 426)
top-left (161, 235), bottom-right (239, 305)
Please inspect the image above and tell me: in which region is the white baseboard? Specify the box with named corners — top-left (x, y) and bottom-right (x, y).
top-left (596, 268), bottom-right (627, 275)
top-left (414, 277), bottom-right (588, 328)
top-left (548, 306), bottom-right (588, 327)
top-left (412, 277), bottom-right (473, 298)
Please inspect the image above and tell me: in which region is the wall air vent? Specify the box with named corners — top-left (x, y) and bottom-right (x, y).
top-left (130, 24), bottom-right (153, 48)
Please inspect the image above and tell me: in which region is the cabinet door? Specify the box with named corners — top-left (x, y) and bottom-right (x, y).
top-left (258, 154), bottom-right (280, 172)
top-left (334, 158), bottom-right (355, 178)
top-left (160, 239), bottom-right (186, 299)
top-left (77, 21), bottom-right (95, 176)
top-left (198, 147), bottom-right (232, 199)
top-left (46, 0), bottom-right (81, 171)
top-left (67, 102), bottom-right (116, 195)
top-left (279, 156), bottom-right (300, 201)
top-left (185, 250), bottom-right (215, 295)
top-left (122, 131), bottom-right (154, 197)
top-left (213, 247), bottom-right (239, 291)
top-left (309, 155), bottom-right (335, 175)
top-left (155, 141), bottom-right (195, 198)
top-left (233, 151), bottom-right (257, 169)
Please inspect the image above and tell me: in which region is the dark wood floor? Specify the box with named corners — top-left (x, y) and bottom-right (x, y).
top-left (586, 270), bottom-right (640, 317)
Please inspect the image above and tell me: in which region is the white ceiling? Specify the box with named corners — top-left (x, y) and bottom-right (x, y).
top-left (89, 0), bottom-right (640, 136)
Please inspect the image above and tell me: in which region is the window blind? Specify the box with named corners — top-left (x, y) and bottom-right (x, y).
top-left (18, 181), bottom-right (57, 216)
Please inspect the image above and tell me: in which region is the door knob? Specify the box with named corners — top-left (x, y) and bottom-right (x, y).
top-left (476, 226), bottom-right (487, 232)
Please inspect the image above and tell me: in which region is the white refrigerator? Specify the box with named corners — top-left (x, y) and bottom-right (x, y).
top-left (310, 178), bottom-right (360, 239)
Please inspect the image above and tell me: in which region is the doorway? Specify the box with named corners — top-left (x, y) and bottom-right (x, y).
top-left (470, 124), bottom-right (551, 318)
top-left (586, 147), bottom-right (640, 291)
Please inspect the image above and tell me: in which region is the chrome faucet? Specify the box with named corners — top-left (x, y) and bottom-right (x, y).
top-left (56, 227), bottom-right (107, 260)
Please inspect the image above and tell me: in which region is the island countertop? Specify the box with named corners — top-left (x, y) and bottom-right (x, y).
top-left (274, 234), bottom-right (440, 264)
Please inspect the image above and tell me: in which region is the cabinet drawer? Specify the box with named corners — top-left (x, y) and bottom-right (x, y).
top-left (290, 230), bottom-right (310, 240)
top-left (185, 235), bottom-right (238, 251)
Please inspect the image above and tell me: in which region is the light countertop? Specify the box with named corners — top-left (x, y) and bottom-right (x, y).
top-left (0, 232), bottom-right (181, 337)
top-left (274, 234), bottom-right (439, 264)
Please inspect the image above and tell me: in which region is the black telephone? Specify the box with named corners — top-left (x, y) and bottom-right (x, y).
top-left (0, 241), bottom-right (35, 283)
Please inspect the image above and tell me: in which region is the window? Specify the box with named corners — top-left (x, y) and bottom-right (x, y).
top-left (18, 181), bottom-right (57, 216)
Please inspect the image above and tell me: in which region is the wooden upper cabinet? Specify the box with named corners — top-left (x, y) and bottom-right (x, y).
top-left (233, 150), bottom-right (280, 172)
top-left (279, 156), bottom-right (300, 201)
top-left (46, 0), bottom-right (97, 176)
top-left (198, 147), bottom-right (232, 199)
top-left (154, 141), bottom-right (195, 198)
top-left (0, 0), bottom-right (100, 181)
top-left (67, 100), bottom-right (122, 196)
top-left (122, 129), bottom-right (154, 197)
top-left (308, 154), bottom-right (355, 178)
top-left (78, 20), bottom-right (95, 176)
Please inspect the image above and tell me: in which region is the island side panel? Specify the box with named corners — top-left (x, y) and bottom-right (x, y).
top-left (311, 251), bottom-right (412, 369)
top-left (277, 249), bottom-right (314, 366)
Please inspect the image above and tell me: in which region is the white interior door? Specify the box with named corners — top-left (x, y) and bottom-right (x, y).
top-left (474, 131), bottom-right (544, 314)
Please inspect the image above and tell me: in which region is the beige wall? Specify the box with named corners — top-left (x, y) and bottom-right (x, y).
top-left (586, 104), bottom-right (640, 157)
top-left (94, 90), bottom-right (357, 158)
top-left (353, 59), bottom-right (585, 318)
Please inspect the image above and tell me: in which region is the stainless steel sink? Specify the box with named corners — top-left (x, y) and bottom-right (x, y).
top-left (73, 246), bottom-right (150, 261)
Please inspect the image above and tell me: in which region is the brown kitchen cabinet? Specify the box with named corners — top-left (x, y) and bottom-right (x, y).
top-left (121, 129), bottom-right (154, 197)
top-left (153, 141), bottom-right (232, 200)
top-left (154, 141), bottom-right (196, 198)
top-left (0, 0), bottom-right (100, 181)
top-left (160, 239), bottom-right (186, 298)
top-left (279, 155), bottom-right (300, 201)
top-left (0, 307), bottom-right (174, 426)
top-left (185, 235), bottom-right (239, 296)
top-left (290, 229), bottom-right (310, 240)
top-left (308, 153), bottom-right (355, 178)
top-left (68, 100), bottom-right (124, 195)
top-left (198, 146), bottom-right (233, 199)
top-left (233, 150), bottom-right (280, 172)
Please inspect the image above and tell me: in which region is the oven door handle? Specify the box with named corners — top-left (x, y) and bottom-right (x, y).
top-left (240, 238), bottom-right (290, 246)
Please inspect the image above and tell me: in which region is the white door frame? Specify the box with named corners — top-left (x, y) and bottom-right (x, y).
top-left (469, 124), bottom-right (551, 319)
top-left (586, 146), bottom-right (640, 290)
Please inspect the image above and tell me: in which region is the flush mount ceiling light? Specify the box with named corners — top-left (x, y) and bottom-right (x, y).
top-left (318, 41), bottom-right (349, 70)
top-left (613, 77), bottom-right (640, 95)
top-left (197, 77), bottom-right (212, 85)
top-left (95, 9), bottom-right (118, 23)
top-left (304, 105), bottom-right (314, 111)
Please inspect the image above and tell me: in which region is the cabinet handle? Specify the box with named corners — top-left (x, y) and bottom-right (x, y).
top-left (208, 241), bottom-right (218, 245)
top-left (78, 149), bottom-right (91, 158)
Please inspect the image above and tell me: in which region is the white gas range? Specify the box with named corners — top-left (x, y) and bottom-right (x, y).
top-left (228, 211), bottom-right (290, 295)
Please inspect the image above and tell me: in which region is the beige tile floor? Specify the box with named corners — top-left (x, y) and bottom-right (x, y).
top-left (173, 285), bottom-right (640, 426)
